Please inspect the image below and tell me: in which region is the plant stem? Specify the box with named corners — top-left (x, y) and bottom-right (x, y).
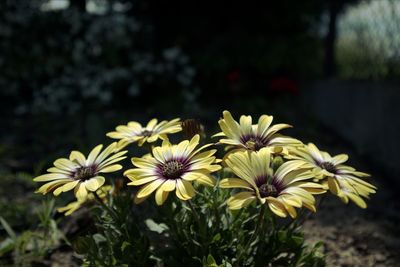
top-left (187, 200), bottom-right (207, 255)
top-left (236, 204), bottom-right (267, 266)
top-left (93, 191), bottom-right (119, 222)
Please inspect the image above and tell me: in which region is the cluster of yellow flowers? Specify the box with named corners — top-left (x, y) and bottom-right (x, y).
top-left (33, 111), bottom-right (376, 218)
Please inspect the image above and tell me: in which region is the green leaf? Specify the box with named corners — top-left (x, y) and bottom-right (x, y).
top-left (278, 230), bottom-right (287, 242)
top-left (291, 235), bottom-right (303, 246)
top-left (212, 233), bottom-right (221, 242)
top-left (0, 216), bottom-right (16, 240)
top-left (121, 241), bottom-right (130, 252)
top-left (145, 219), bottom-right (169, 234)
top-left (206, 254), bottom-right (218, 267)
top-left (0, 237), bottom-right (15, 256)
top-left (93, 233), bottom-right (107, 244)
top-left (73, 237), bottom-right (90, 254)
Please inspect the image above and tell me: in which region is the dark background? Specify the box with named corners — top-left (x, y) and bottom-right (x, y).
top-left (1, 0), bottom-right (400, 266)
top-left (1, 0), bottom-right (399, 178)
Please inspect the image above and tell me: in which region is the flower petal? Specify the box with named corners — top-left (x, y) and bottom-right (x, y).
top-left (34, 173), bottom-right (70, 182)
top-left (219, 178), bottom-right (252, 190)
top-left (136, 179), bottom-right (164, 198)
top-left (86, 144), bottom-right (103, 165)
top-left (155, 187), bottom-right (170, 205)
top-left (176, 179), bottom-right (195, 200)
top-left (226, 192), bottom-right (256, 210)
top-left (84, 176), bottom-right (105, 192)
top-left (70, 151), bottom-right (86, 165)
top-left (99, 164), bottom-right (122, 173)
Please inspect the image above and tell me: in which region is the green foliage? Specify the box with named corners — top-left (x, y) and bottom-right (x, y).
top-left (75, 192), bottom-right (155, 266)
top-left (76, 183), bottom-right (325, 266)
top-left (0, 199), bottom-right (64, 267)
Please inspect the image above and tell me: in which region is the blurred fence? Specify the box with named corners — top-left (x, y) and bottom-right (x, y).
top-left (305, 80), bottom-right (400, 182)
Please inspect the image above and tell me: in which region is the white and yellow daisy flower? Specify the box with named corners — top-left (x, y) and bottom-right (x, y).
top-left (107, 118), bottom-right (182, 149)
top-left (33, 143), bottom-right (127, 200)
top-left (213, 110), bottom-right (300, 154)
top-left (125, 135), bottom-right (221, 205)
top-left (219, 148), bottom-right (325, 218)
top-left (288, 143), bottom-right (376, 208)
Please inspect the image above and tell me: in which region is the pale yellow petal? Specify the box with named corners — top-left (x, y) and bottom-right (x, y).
top-left (196, 174), bottom-right (216, 187)
top-left (266, 198), bottom-right (287, 217)
top-left (226, 192), bottom-right (256, 210)
top-left (175, 179), bottom-right (195, 200)
top-left (36, 179), bottom-right (71, 194)
top-left (94, 142), bottom-right (118, 164)
top-left (75, 183), bottom-right (88, 200)
top-left (127, 176), bottom-right (159, 186)
top-left (54, 158), bottom-right (78, 171)
top-left (328, 177), bottom-right (340, 195)
top-left (219, 178), bottom-right (252, 190)
top-left (136, 179), bottom-right (164, 198)
top-left (69, 151), bottom-right (86, 165)
top-left (346, 192), bottom-right (367, 209)
top-left (86, 144), bottom-right (103, 165)
top-left (159, 179), bottom-right (176, 192)
top-left (146, 118), bottom-right (158, 129)
top-left (155, 187), bottom-right (170, 205)
top-left (331, 154), bottom-right (349, 165)
top-left (84, 176), bottom-right (105, 192)
top-left (54, 180), bottom-right (80, 196)
top-left (34, 173), bottom-right (70, 182)
top-left (99, 164), bottom-right (122, 173)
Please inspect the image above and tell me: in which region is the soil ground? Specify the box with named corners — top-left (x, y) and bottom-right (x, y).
top-left (302, 152), bottom-right (400, 267)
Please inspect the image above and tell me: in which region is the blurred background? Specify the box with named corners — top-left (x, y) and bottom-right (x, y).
top-left (1, 0), bottom-right (399, 266)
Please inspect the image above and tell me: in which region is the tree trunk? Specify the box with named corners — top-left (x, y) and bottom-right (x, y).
top-left (324, 1), bottom-right (340, 78)
top-left (69, 0), bottom-right (86, 12)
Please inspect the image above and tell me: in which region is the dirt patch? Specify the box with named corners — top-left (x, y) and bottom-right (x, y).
top-left (303, 183), bottom-right (400, 267)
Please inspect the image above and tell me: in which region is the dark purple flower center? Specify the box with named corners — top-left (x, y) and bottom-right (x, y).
top-left (161, 160), bottom-right (186, 179)
top-left (255, 175), bottom-right (283, 198)
top-left (141, 130), bottom-right (153, 137)
top-left (319, 161), bottom-right (337, 173)
top-left (259, 184), bottom-right (278, 198)
top-left (73, 165), bottom-right (97, 181)
top-left (241, 135), bottom-right (268, 151)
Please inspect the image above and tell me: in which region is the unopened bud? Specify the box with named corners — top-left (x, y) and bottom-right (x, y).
top-left (181, 119), bottom-right (204, 139)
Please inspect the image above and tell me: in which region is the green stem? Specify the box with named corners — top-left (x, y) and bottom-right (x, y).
top-left (213, 188), bottom-right (221, 228)
top-left (237, 204), bottom-right (267, 266)
top-left (93, 191), bottom-right (119, 222)
top-left (187, 200), bottom-right (207, 254)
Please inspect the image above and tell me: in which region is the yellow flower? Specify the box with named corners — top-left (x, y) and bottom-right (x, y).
top-left (33, 143), bottom-right (127, 200)
top-left (288, 143), bottom-right (376, 208)
top-left (57, 199), bottom-right (85, 216)
top-left (107, 118), bottom-right (182, 149)
top-left (57, 185), bottom-right (112, 216)
top-left (219, 148), bottom-right (325, 218)
top-left (125, 135), bottom-right (221, 205)
top-left (213, 110), bottom-right (300, 153)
